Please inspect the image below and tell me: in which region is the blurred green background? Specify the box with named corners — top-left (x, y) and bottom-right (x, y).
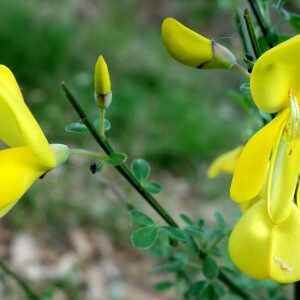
top-left (0, 0), bottom-right (299, 299)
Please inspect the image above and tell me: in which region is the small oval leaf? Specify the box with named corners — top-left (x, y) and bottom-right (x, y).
top-left (93, 119), bottom-right (111, 132)
top-left (144, 181), bottom-right (163, 194)
top-left (203, 256), bottom-right (219, 280)
top-left (130, 210), bottom-right (155, 226)
top-left (131, 225), bottom-right (158, 249)
top-left (106, 152), bottom-right (127, 166)
top-left (65, 122), bottom-right (88, 133)
top-left (131, 159), bottom-right (150, 183)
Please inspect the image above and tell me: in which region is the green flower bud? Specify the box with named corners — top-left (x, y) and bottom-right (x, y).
top-left (50, 144), bottom-right (70, 165)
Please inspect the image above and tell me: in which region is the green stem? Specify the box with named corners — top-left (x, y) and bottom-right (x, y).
top-left (233, 63), bottom-right (251, 78)
top-left (0, 261), bottom-right (42, 300)
top-left (236, 9), bottom-right (251, 54)
top-left (62, 82), bottom-right (178, 228)
top-left (244, 8), bottom-right (262, 58)
top-left (62, 82), bottom-right (255, 300)
top-left (247, 0), bottom-right (274, 48)
top-left (100, 108), bottom-right (106, 138)
top-left (69, 148), bottom-right (108, 160)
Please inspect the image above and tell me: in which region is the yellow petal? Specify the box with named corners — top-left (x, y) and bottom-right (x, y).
top-left (162, 18), bottom-right (236, 69)
top-left (0, 65), bottom-right (55, 168)
top-left (267, 124), bottom-right (300, 224)
top-left (94, 55), bottom-right (111, 95)
top-left (0, 146), bottom-right (52, 215)
top-left (297, 183), bottom-right (300, 207)
top-left (207, 145), bottom-right (243, 178)
top-left (0, 202), bottom-right (18, 219)
top-left (229, 200), bottom-right (300, 283)
top-left (251, 34), bottom-right (300, 113)
top-left (230, 109), bottom-right (288, 202)
top-left (162, 18), bottom-right (213, 68)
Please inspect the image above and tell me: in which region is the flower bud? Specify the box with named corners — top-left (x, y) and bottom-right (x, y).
top-left (162, 18), bottom-right (236, 69)
top-left (94, 55), bottom-right (112, 109)
top-left (50, 144), bottom-right (70, 165)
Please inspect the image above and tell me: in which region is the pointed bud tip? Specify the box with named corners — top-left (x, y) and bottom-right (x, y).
top-left (94, 55), bottom-right (111, 95)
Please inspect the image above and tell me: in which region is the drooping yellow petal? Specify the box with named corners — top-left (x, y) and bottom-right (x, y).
top-left (162, 18), bottom-right (212, 68)
top-left (0, 65), bottom-right (55, 168)
top-left (230, 109), bottom-right (288, 202)
top-left (162, 18), bottom-right (236, 69)
top-left (250, 35), bottom-right (300, 113)
top-left (229, 200), bottom-right (300, 283)
top-left (267, 122), bottom-right (300, 224)
top-left (0, 146), bottom-right (52, 214)
top-left (207, 145), bottom-right (243, 178)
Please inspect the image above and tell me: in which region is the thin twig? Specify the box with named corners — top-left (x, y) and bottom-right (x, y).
top-left (0, 260), bottom-right (42, 300)
top-left (95, 175), bottom-right (134, 211)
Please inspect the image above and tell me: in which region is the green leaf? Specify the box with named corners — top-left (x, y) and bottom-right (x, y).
top-left (200, 283), bottom-right (216, 299)
top-left (150, 260), bottom-right (184, 273)
top-left (154, 281), bottom-right (174, 291)
top-left (161, 226), bottom-right (188, 241)
top-left (187, 281), bottom-right (206, 297)
top-left (203, 256), bottom-right (219, 280)
top-left (130, 225), bottom-right (158, 249)
top-left (131, 158), bottom-right (150, 183)
top-left (180, 214), bottom-right (194, 226)
top-left (286, 14), bottom-right (300, 33)
top-left (183, 235), bottom-right (200, 255)
top-left (184, 226), bottom-right (209, 238)
top-left (214, 211), bottom-right (226, 230)
top-left (106, 152), bottom-right (127, 166)
top-left (144, 181), bottom-right (162, 194)
top-left (211, 280), bottom-right (225, 297)
top-left (94, 161), bottom-right (106, 173)
top-left (239, 82), bottom-right (250, 94)
top-left (65, 122), bottom-right (88, 133)
top-left (93, 118), bottom-right (111, 132)
top-left (130, 210), bottom-right (155, 226)
top-left (228, 91), bottom-right (252, 110)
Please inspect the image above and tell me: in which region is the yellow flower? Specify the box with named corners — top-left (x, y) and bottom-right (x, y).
top-left (0, 65), bottom-right (69, 217)
top-left (207, 146), bottom-right (243, 178)
top-left (161, 18), bottom-right (236, 69)
top-left (229, 199), bottom-right (300, 283)
top-left (94, 55), bottom-right (112, 109)
top-left (230, 35), bottom-right (300, 224)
